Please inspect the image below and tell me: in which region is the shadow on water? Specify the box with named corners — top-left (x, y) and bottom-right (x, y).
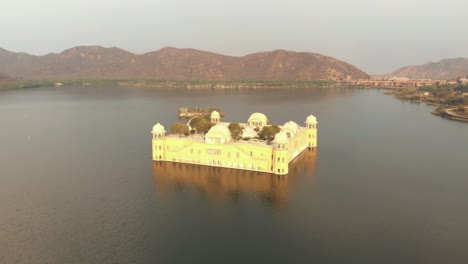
top-left (152, 148), bottom-right (317, 208)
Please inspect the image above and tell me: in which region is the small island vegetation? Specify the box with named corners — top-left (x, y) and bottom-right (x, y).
top-left (178, 107), bottom-right (223, 118)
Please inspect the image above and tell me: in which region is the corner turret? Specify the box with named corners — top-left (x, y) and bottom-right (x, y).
top-left (152, 123), bottom-right (166, 160)
top-left (272, 132), bottom-right (289, 175)
top-left (305, 115), bottom-right (318, 148)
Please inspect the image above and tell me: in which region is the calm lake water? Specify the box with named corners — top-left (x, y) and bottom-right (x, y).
top-left (1, 86), bottom-right (467, 264)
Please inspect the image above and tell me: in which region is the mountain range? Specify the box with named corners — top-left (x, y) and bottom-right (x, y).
top-left (0, 46), bottom-right (369, 81)
top-left (390, 58), bottom-right (468, 80)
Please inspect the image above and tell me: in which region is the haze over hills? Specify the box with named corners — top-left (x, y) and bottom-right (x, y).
top-left (390, 58), bottom-right (468, 80)
top-left (0, 46), bottom-right (369, 81)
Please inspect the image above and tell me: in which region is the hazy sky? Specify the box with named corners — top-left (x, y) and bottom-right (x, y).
top-left (1, 0), bottom-right (467, 73)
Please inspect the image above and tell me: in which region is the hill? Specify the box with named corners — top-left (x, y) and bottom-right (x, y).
top-left (391, 58), bottom-right (468, 80)
top-left (0, 71), bottom-right (16, 82)
top-left (0, 46), bottom-right (369, 81)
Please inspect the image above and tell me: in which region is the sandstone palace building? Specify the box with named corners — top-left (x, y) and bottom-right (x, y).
top-left (152, 112), bottom-right (317, 175)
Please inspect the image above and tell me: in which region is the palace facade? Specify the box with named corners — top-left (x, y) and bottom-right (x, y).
top-left (152, 112), bottom-right (317, 175)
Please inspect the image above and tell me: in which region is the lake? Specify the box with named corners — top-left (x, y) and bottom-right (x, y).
top-left (1, 86), bottom-right (467, 264)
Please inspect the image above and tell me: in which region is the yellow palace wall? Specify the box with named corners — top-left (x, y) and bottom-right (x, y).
top-left (285, 128), bottom-right (315, 162)
top-left (153, 137), bottom-right (275, 173)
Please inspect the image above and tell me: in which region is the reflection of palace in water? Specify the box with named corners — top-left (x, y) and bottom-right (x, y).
top-left (153, 148), bottom-right (317, 206)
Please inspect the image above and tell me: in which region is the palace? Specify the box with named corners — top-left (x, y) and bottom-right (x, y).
top-left (152, 112), bottom-right (317, 175)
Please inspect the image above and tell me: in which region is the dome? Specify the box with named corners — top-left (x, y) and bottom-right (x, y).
top-left (205, 125), bottom-right (232, 144)
top-left (248, 112), bottom-right (268, 124)
top-left (306, 115), bottom-right (317, 124)
top-left (152, 123), bottom-right (166, 133)
top-left (274, 132), bottom-right (288, 143)
top-left (282, 121), bottom-right (299, 136)
top-left (210, 110), bottom-right (221, 119)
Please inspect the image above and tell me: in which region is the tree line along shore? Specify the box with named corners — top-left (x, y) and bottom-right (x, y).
top-left (0, 79), bottom-right (338, 91)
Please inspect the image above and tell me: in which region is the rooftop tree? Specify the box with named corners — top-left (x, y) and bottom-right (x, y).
top-left (170, 122), bottom-right (188, 137)
top-left (190, 115), bottom-right (214, 134)
top-left (258, 125), bottom-right (281, 144)
top-left (228, 122), bottom-right (244, 141)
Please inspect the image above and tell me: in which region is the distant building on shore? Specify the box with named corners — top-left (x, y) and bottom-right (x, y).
top-left (152, 112), bottom-right (318, 175)
top-left (458, 77), bottom-right (468, 85)
top-left (344, 77), bottom-right (458, 87)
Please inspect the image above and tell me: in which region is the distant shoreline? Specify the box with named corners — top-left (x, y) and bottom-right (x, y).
top-left (385, 85), bottom-right (468, 123)
top-left (2, 79), bottom-right (466, 123)
top-left (0, 79), bottom-right (402, 93)
top-left (0, 79), bottom-right (340, 91)
top-left (438, 107), bottom-right (468, 123)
